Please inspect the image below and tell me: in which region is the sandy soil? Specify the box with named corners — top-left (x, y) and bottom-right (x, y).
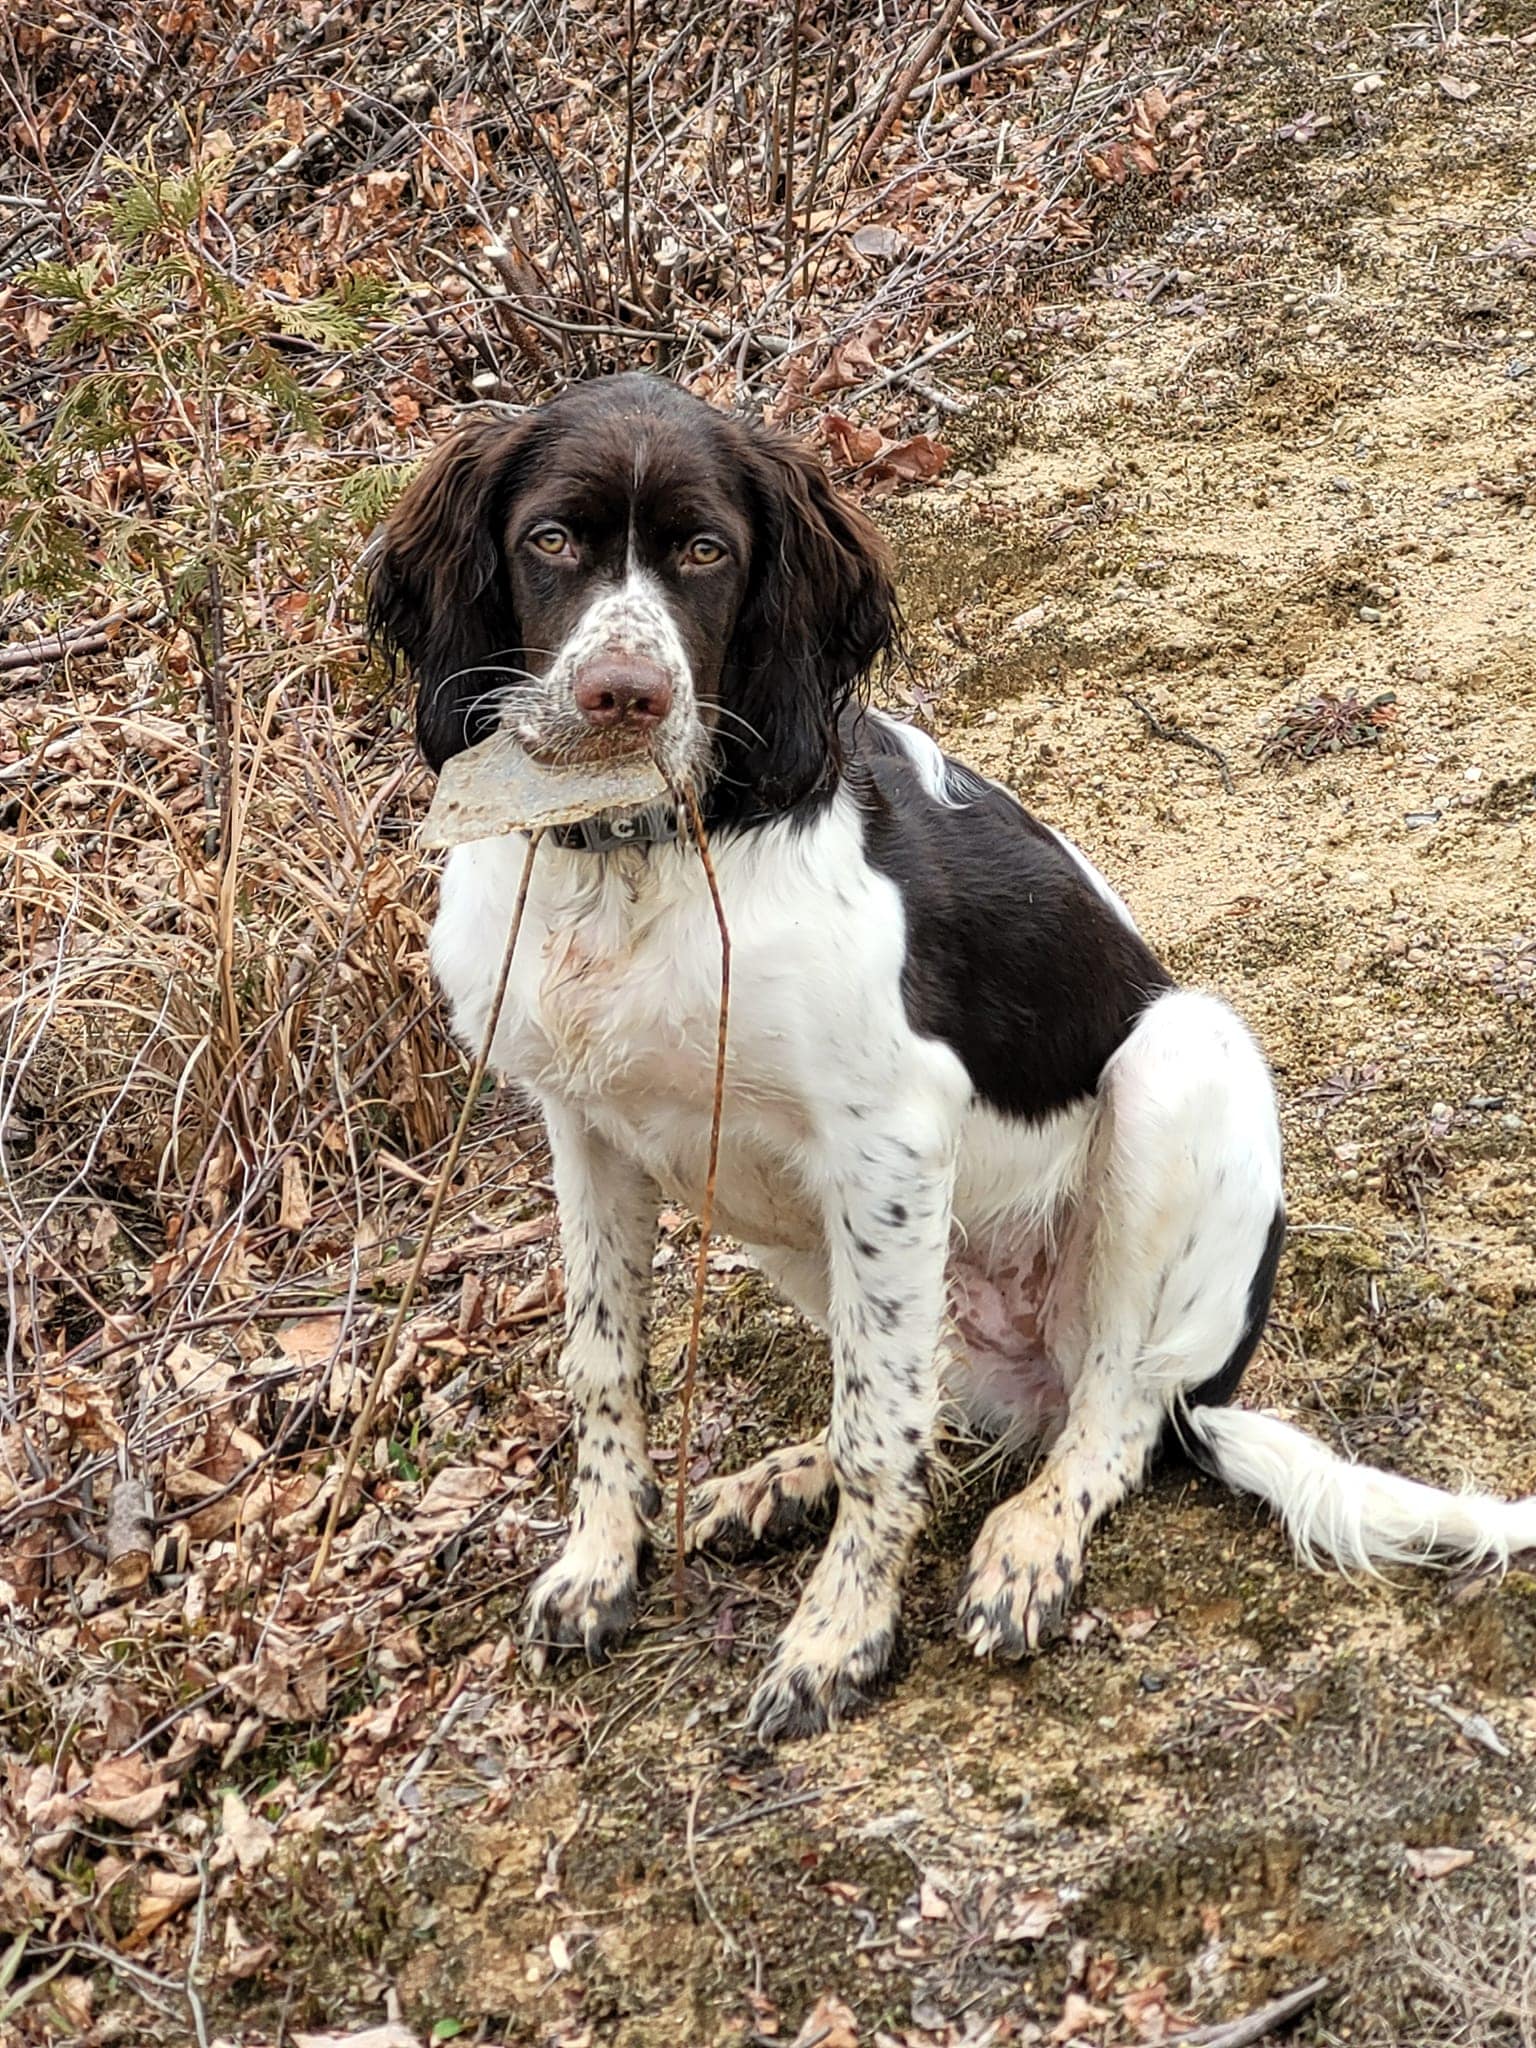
top-left (364, 38), bottom-right (1536, 2048)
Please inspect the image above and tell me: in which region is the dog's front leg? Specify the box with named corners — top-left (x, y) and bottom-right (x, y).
top-left (524, 1101), bottom-right (660, 1672)
top-left (746, 1109), bottom-right (956, 1742)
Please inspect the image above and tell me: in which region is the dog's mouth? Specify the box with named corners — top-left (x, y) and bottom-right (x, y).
top-left (519, 726), bottom-right (656, 769)
top-left (511, 700), bottom-right (710, 796)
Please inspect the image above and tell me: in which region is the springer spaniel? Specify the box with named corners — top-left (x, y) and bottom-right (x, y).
top-left (369, 373), bottom-right (1536, 1741)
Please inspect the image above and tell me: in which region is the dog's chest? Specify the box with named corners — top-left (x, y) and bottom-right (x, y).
top-left (521, 906), bottom-right (718, 1104)
top-left (493, 865), bottom-right (818, 1231)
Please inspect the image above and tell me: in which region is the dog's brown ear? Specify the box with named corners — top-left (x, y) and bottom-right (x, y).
top-left (724, 427), bottom-right (900, 812)
top-left (366, 414), bottom-right (539, 771)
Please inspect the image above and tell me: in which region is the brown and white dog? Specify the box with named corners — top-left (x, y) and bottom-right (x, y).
top-left (369, 373), bottom-right (1536, 1741)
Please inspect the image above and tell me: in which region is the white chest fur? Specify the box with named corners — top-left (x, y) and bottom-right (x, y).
top-left (429, 796), bottom-right (946, 1249)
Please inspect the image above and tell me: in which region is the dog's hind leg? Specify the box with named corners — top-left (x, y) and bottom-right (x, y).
top-left (523, 1101), bottom-right (661, 1672)
top-left (959, 989), bottom-right (1284, 1659)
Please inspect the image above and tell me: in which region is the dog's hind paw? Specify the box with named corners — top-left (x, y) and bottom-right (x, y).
top-left (957, 1504), bottom-right (1082, 1661)
top-left (686, 1439), bottom-right (834, 1559)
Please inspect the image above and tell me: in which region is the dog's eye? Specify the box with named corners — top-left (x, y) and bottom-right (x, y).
top-left (683, 535), bottom-right (726, 566)
top-left (529, 525), bottom-right (571, 556)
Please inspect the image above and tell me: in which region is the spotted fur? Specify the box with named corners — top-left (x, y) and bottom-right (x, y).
top-left (372, 374), bottom-right (1536, 1740)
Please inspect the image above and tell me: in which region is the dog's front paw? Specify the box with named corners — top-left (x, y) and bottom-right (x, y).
top-left (686, 1440), bottom-right (834, 1559)
top-left (745, 1609), bottom-right (899, 1743)
top-left (522, 1541), bottom-right (644, 1676)
top-left (957, 1503), bottom-right (1082, 1661)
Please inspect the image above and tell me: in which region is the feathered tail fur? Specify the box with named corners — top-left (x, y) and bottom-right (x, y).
top-left (1182, 1404), bottom-right (1536, 1577)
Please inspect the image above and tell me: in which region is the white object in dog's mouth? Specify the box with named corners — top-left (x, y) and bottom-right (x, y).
top-left (418, 731), bottom-right (668, 849)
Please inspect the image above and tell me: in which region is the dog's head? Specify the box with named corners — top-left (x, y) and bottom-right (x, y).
top-left (366, 373), bottom-right (898, 820)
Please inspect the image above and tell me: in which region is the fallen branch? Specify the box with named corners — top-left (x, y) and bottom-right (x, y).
top-left (0, 607), bottom-right (154, 673)
top-left (915, 0), bottom-right (1101, 100)
top-left (1121, 691), bottom-right (1235, 795)
top-left (1167, 1977), bottom-right (1328, 2047)
top-left (856, 0), bottom-right (969, 175)
top-left (855, 325), bottom-right (974, 407)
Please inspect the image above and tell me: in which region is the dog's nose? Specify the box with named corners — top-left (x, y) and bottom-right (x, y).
top-left (573, 656), bottom-right (673, 731)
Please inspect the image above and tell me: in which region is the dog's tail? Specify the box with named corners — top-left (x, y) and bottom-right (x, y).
top-left (1179, 1404), bottom-right (1536, 1576)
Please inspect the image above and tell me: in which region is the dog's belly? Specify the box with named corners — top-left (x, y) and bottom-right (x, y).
top-left (945, 1237), bottom-right (1072, 1443)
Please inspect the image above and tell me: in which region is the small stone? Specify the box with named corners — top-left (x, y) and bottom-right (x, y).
top-left (1359, 605), bottom-right (1382, 622)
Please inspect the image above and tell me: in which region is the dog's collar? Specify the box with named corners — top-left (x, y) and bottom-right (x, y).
top-left (551, 801), bottom-right (680, 854)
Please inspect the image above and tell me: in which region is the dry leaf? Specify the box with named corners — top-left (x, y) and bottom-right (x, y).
top-left (792, 1994), bottom-right (859, 2048)
top-left (1051, 1992), bottom-right (1114, 2042)
top-left (822, 413), bottom-right (886, 467)
top-left (125, 1867), bottom-right (203, 1947)
top-left (225, 1641), bottom-right (330, 1722)
top-left (412, 1465), bottom-right (500, 1538)
top-left (810, 335), bottom-right (880, 395)
top-left (994, 1888), bottom-right (1063, 1943)
top-left (21, 301), bottom-right (54, 352)
top-left (47, 1976), bottom-right (93, 2032)
top-left (878, 434), bottom-right (949, 483)
top-left (1111, 1606), bottom-right (1161, 1643)
top-left (80, 1754), bottom-right (173, 1829)
top-left (1436, 75), bottom-right (1481, 100)
top-left (221, 1913), bottom-right (277, 1981)
top-left (216, 1788), bottom-right (273, 1874)
top-left (279, 1151), bottom-right (313, 1231)
top-left (293, 2029), bottom-right (421, 2048)
top-left (1121, 1977), bottom-right (1189, 2042)
top-left (276, 1312), bottom-right (347, 1370)
top-left (851, 225), bottom-right (909, 261)
top-left (1407, 1845), bottom-right (1476, 1880)
top-left (509, 1267), bottom-right (563, 1319)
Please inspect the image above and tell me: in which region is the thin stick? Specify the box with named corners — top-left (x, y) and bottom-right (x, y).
top-left (1066, 0), bottom-right (1106, 111)
top-left (0, 609), bottom-right (155, 674)
top-left (856, 0), bottom-right (968, 176)
top-left (673, 787), bottom-right (731, 1603)
top-left (1166, 1976), bottom-right (1328, 2047)
top-left (685, 1771), bottom-right (741, 1956)
top-left (620, 0), bottom-right (642, 316)
top-left (1121, 691), bottom-right (1235, 795)
top-left (783, 0), bottom-right (802, 277)
top-left (308, 830), bottom-right (543, 1591)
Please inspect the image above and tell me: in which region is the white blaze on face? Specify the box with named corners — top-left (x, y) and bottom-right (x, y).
top-left (534, 565), bottom-right (699, 767)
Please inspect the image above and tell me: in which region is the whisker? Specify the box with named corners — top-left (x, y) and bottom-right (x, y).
top-left (695, 698), bottom-right (767, 747)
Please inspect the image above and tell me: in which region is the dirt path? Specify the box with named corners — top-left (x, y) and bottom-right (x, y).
top-left (379, 50), bottom-right (1536, 2048)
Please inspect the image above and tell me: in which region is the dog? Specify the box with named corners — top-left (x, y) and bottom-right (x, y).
top-left (368, 372), bottom-right (1536, 1741)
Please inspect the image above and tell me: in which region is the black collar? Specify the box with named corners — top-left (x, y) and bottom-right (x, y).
top-left (551, 800), bottom-right (680, 853)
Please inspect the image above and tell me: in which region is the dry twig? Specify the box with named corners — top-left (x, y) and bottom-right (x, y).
top-left (672, 786), bottom-right (733, 1599)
